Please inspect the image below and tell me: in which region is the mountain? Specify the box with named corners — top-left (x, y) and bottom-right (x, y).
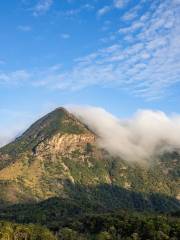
top-left (0, 107), bottom-right (179, 214)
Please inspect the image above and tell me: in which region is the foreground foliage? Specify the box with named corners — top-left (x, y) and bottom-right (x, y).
top-left (1, 211), bottom-right (179, 240)
top-left (53, 211), bottom-right (180, 240)
top-left (0, 192), bottom-right (179, 239)
top-left (0, 221), bottom-right (56, 240)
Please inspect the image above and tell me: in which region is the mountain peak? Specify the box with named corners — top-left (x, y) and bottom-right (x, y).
top-left (0, 107), bottom-right (93, 157)
top-left (50, 107), bottom-right (71, 117)
top-left (54, 106), bottom-right (69, 113)
top-left (0, 107), bottom-right (179, 211)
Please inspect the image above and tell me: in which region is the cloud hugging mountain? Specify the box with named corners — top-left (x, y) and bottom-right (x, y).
top-left (2, 106), bottom-right (180, 164)
top-left (70, 106), bottom-right (180, 163)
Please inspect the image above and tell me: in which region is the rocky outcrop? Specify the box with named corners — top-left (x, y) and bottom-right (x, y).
top-left (34, 133), bottom-right (96, 157)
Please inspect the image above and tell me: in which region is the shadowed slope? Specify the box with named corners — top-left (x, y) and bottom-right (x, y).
top-left (0, 182), bottom-right (179, 227)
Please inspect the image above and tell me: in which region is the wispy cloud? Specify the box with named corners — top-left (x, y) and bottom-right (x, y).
top-left (17, 25), bottom-right (32, 32)
top-left (0, 70), bottom-right (30, 85)
top-left (121, 4), bottom-right (141, 21)
top-left (33, 0), bottom-right (53, 16)
top-left (2, 0), bottom-right (180, 100)
top-left (114, 0), bottom-right (129, 9)
top-left (63, 4), bottom-right (94, 18)
top-left (97, 0), bottom-right (128, 17)
top-left (97, 6), bottom-right (112, 17)
top-left (65, 0), bottom-right (179, 99)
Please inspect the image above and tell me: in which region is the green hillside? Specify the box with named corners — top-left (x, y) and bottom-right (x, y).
top-left (0, 107), bottom-right (179, 239)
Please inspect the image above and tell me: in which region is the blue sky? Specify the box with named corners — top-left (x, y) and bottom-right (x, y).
top-left (0, 0), bottom-right (180, 143)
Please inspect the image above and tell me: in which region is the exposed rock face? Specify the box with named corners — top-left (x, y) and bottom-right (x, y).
top-left (35, 133), bottom-right (96, 157)
top-left (176, 193), bottom-right (180, 200)
top-left (0, 107), bottom-right (179, 212)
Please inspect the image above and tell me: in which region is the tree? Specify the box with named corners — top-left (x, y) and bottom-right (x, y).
top-left (96, 231), bottom-right (112, 240)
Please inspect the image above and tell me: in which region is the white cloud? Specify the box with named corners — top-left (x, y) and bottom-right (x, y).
top-left (97, 0), bottom-right (128, 16)
top-left (0, 70), bottom-right (30, 85)
top-left (33, 0), bottom-right (53, 16)
top-left (97, 6), bottom-right (112, 17)
top-left (122, 11), bottom-right (137, 21)
top-left (121, 4), bottom-right (141, 21)
top-left (61, 0), bottom-right (179, 100)
top-left (69, 106), bottom-right (180, 163)
top-left (63, 4), bottom-right (94, 18)
top-left (114, 0), bottom-right (129, 9)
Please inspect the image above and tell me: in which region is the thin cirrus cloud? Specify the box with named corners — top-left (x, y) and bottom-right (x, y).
top-left (32, 0), bottom-right (53, 16)
top-left (1, 0), bottom-right (180, 100)
top-left (0, 70), bottom-right (30, 85)
top-left (114, 0), bottom-right (129, 9)
top-left (55, 0), bottom-right (180, 99)
top-left (97, 6), bottom-right (112, 17)
top-left (121, 4), bottom-right (141, 21)
top-left (97, 0), bottom-right (128, 17)
top-left (63, 4), bottom-right (94, 18)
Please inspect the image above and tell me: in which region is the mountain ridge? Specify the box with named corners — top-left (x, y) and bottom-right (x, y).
top-left (0, 107), bottom-right (179, 213)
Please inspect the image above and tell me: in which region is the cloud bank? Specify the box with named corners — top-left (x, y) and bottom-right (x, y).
top-left (69, 106), bottom-right (180, 163)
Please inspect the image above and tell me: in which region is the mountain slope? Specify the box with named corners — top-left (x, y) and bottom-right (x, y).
top-left (0, 107), bottom-right (179, 212)
top-left (0, 107), bottom-right (98, 203)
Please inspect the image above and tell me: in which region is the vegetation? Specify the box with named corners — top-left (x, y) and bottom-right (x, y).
top-left (55, 211), bottom-right (180, 240)
top-left (0, 108), bottom-right (179, 239)
top-left (0, 183), bottom-right (179, 229)
top-left (1, 211), bottom-right (179, 240)
top-left (0, 221), bottom-right (56, 240)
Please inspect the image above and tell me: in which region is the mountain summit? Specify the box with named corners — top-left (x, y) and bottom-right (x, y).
top-left (0, 107), bottom-right (93, 157)
top-left (0, 108), bottom-right (179, 212)
top-left (0, 107), bottom-right (96, 203)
